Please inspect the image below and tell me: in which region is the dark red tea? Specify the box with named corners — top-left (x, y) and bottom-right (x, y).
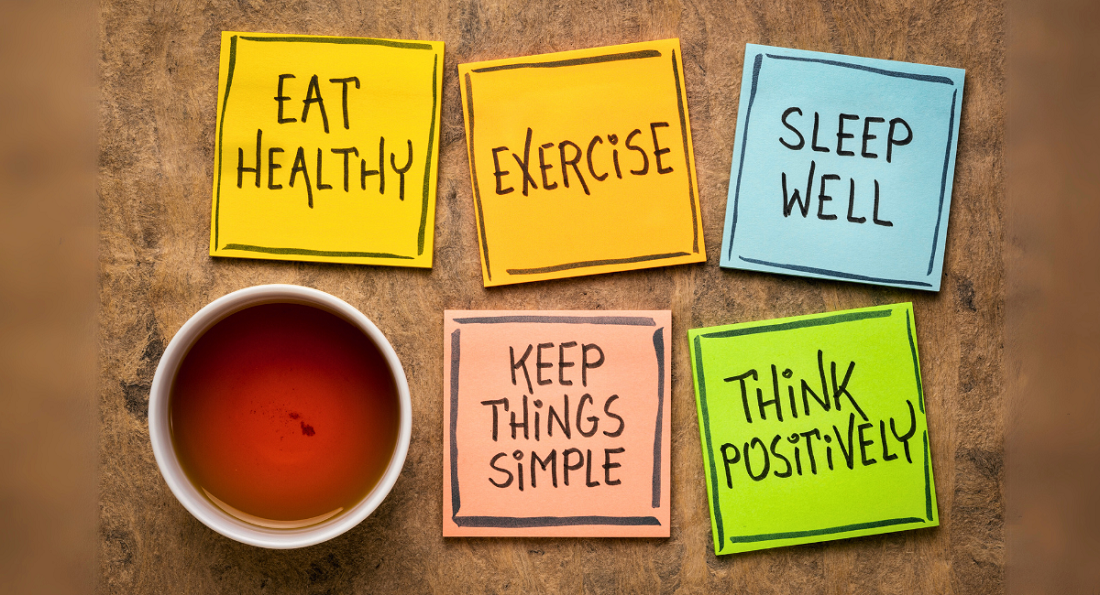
top-left (170, 303), bottom-right (399, 527)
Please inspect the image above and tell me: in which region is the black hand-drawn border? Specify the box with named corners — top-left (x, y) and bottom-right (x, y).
top-left (723, 49), bottom-right (961, 289)
top-left (690, 306), bottom-right (935, 553)
top-left (212, 34), bottom-right (441, 260)
top-left (462, 46), bottom-right (700, 283)
top-left (448, 314), bottom-right (667, 528)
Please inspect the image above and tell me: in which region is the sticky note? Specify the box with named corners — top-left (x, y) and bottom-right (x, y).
top-left (443, 311), bottom-right (671, 537)
top-left (688, 303), bottom-right (938, 555)
top-left (210, 32), bottom-right (444, 267)
top-left (458, 40), bottom-right (706, 287)
top-left (720, 44), bottom-right (964, 290)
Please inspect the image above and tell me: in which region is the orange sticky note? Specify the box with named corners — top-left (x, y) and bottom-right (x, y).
top-left (458, 40), bottom-right (705, 287)
top-left (443, 311), bottom-right (672, 537)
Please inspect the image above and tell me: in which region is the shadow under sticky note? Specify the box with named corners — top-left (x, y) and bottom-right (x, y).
top-left (720, 44), bottom-right (964, 291)
top-left (687, 304), bottom-right (938, 555)
top-left (443, 311), bottom-right (671, 537)
top-left (209, 32), bottom-right (444, 267)
top-left (458, 40), bottom-right (706, 287)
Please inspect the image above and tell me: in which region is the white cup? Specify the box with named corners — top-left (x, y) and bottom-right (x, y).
top-left (148, 284), bottom-right (411, 548)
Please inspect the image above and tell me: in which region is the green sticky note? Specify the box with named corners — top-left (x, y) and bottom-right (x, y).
top-left (688, 303), bottom-right (938, 555)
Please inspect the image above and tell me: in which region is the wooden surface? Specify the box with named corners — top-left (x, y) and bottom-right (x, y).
top-left (98, 1), bottom-right (1005, 592)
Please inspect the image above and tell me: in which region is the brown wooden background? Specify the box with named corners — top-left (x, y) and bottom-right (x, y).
top-left (98, 0), bottom-right (1004, 592)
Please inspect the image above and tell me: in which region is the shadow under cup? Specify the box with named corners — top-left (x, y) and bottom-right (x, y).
top-left (149, 285), bottom-right (411, 549)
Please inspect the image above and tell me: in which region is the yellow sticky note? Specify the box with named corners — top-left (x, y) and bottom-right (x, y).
top-left (458, 40), bottom-right (706, 287)
top-left (210, 32), bottom-right (444, 267)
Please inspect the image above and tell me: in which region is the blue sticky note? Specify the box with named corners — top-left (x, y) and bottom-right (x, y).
top-left (720, 44), bottom-right (964, 291)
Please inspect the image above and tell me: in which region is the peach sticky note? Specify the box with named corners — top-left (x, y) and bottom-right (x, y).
top-left (210, 32), bottom-right (444, 267)
top-left (443, 311), bottom-right (672, 537)
top-left (458, 40), bottom-right (706, 286)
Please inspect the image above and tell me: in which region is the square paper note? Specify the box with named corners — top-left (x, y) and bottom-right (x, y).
top-left (458, 39), bottom-right (706, 286)
top-left (688, 304), bottom-right (938, 555)
top-left (443, 311), bottom-right (671, 537)
top-left (210, 32), bottom-right (444, 267)
top-left (720, 44), bottom-right (964, 290)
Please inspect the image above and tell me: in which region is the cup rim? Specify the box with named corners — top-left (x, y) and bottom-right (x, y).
top-left (148, 284), bottom-right (412, 549)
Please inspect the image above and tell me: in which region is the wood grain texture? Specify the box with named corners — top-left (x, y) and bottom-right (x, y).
top-left (98, 0), bottom-right (1004, 592)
